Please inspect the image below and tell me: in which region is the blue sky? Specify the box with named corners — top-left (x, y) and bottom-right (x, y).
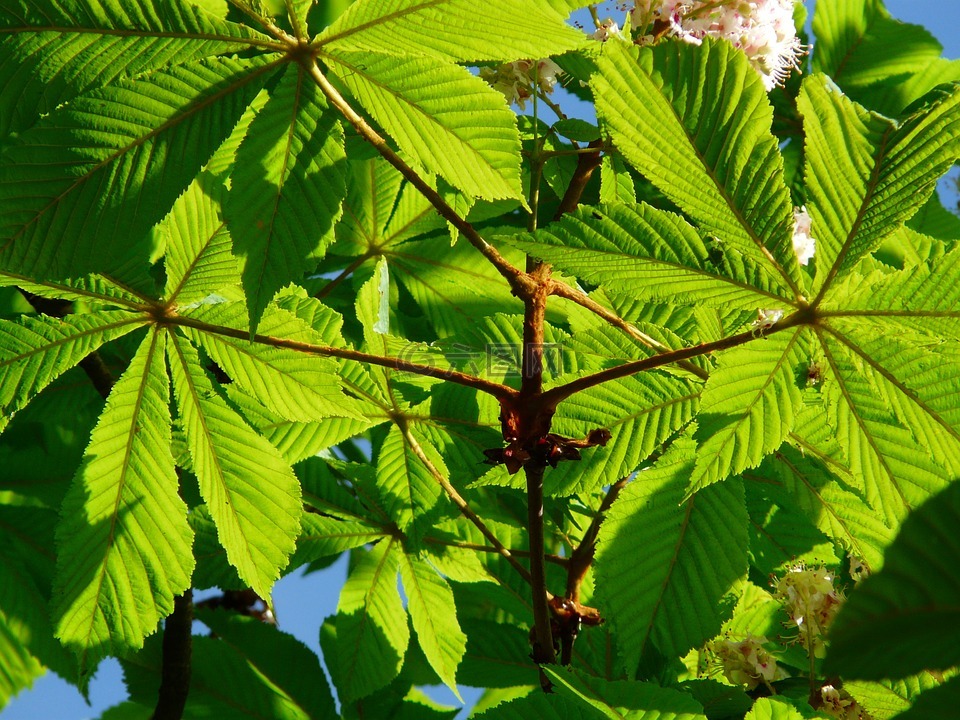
top-left (4, 1), bottom-right (959, 718)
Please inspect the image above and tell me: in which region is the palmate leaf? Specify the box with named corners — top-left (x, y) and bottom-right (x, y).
top-left (166, 333), bottom-right (301, 601)
top-left (688, 328), bottom-right (811, 495)
top-left (0, 0), bottom-right (267, 142)
top-left (798, 75), bottom-right (960, 293)
top-left (331, 539), bottom-right (410, 704)
top-left (53, 329), bottom-right (192, 674)
top-left (180, 301), bottom-right (365, 422)
top-left (398, 552), bottom-right (466, 698)
top-left (595, 438), bottom-right (748, 670)
top-left (316, 0), bottom-right (585, 63)
top-left (0, 55), bottom-right (277, 285)
top-left (817, 322), bottom-right (955, 524)
top-left (826, 480), bottom-right (960, 679)
top-left (325, 50), bottom-right (523, 201)
top-left (547, 371), bottom-right (700, 496)
top-left (0, 310), bottom-right (144, 433)
top-left (594, 39), bottom-right (802, 296)
top-left (507, 203), bottom-right (795, 310)
top-left (161, 173), bottom-right (240, 307)
top-left (825, 244), bottom-right (960, 339)
top-left (227, 63), bottom-right (347, 333)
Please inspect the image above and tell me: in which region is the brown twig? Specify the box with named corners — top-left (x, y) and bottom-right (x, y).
top-left (422, 537), bottom-right (569, 567)
top-left (165, 311), bottom-right (517, 401)
top-left (553, 140), bottom-right (603, 221)
top-left (565, 478), bottom-right (629, 604)
top-left (151, 591), bottom-right (194, 720)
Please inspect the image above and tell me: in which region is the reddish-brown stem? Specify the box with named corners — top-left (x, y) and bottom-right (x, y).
top-left (519, 263), bottom-right (557, 671)
top-left (547, 280), bottom-right (710, 382)
top-left (306, 59), bottom-right (536, 298)
top-left (565, 478), bottom-right (629, 604)
top-left (422, 537), bottom-right (569, 567)
top-left (553, 140), bottom-right (603, 221)
top-left (165, 311), bottom-right (517, 401)
top-left (314, 253), bottom-right (372, 299)
top-left (152, 590), bottom-right (194, 720)
top-left (540, 320), bottom-right (801, 410)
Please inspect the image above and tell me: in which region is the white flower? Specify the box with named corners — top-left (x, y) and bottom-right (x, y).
top-left (708, 634), bottom-right (783, 690)
top-left (792, 205), bottom-right (816, 266)
top-left (631, 1), bottom-right (805, 91)
top-left (591, 17), bottom-right (622, 42)
top-left (751, 308), bottom-right (783, 332)
top-left (480, 59), bottom-right (562, 110)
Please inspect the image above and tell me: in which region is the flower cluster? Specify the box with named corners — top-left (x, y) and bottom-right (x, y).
top-left (591, 17), bottom-right (623, 41)
top-left (708, 633), bottom-right (783, 690)
top-left (479, 59), bottom-right (562, 110)
top-left (793, 205), bottom-right (816, 266)
top-left (631, 1), bottom-right (805, 90)
top-left (774, 564), bottom-right (844, 655)
top-left (821, 684), bottom-right (868, 719)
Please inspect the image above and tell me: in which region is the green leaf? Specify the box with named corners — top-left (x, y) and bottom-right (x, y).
top-left (547, 371), bottom-right (700, 496)
top-left (826, 480), bottom-right (960, 679)
top-left (331, 540), bottom-right (410, 703)
top-left (689, 328), bottom-right (809, 495)
top-left (0, 0), bottom-right (266, 141)
top-left (744, 697), bottom-right (807, 720)
top-left (457, 619), bottom-right (535, 689)
top-left (227, 63), bottom-right (347, 333)
top-left (507, 204), bottom-right (794, 310)
top-left (0, 506), bottom-right (77, 688)
top-left (844, 674), bottom-right (942, 720)
top-left (595, 437), bottom-right (748, 668)
top-left (544, 666), bottom-right (708, 720)
top-left (398, 552), bottom-right (466, 699)
top-left (53, 329), bottom-right (193, 673)
top-left (798, 75), bottom-right (960, 292)
top-left (0, 273), bottom-right (149, 308)
top-left (811, 0), bottom-right (958, 116)
top-left (325, 50), bottom-right (523, 201)
top-left (892, 676), bottom-right (960, 720)
top-left (819, 323), bottom-right (954, 524)
top-left (123, 615), bottom-right (335, 719)
top-left (824, 245), bottom-right (960, 339)
top-left (0, 56), bottom-right (276, 285)
top-left (752, 445), bottom-right (894, 573)
top-left (167, 332), bottom-right (301, 601)
top-left (181, 301), bottom-right (364, 421)
top-left (195, 609), bottom-right (337, 718)
top-left (225, 384), bottom-right (374, 465)
top-left (0, 310), bottom-right (144, 433)
top-left (390, 236), bottom-right (527, 338)
top-left (594, 40), bottom-right (801, 296)
top-left (291, 512), bottom-right (389, 567)
top-left (162, 173), bottom-right (241, 307)
top-left (316, 0), bottom-right (585, 63)
top-left (376, 422), bottom-right (445, 542)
